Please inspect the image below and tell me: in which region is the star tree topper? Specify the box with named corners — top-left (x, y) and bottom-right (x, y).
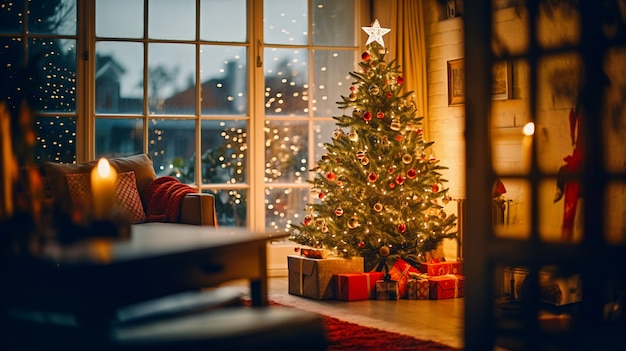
top-left (362, 19), bottom-right (391, 47)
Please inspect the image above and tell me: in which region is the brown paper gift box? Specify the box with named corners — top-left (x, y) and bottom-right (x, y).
top-left (288, 255), bottom-right (364, 300)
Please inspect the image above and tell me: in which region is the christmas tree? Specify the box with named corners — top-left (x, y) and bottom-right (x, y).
top-left (289, 20), bottom-right (458, 272)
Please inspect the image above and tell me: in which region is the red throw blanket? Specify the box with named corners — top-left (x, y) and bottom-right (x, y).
top-left (142, 176), bottom-right (197, 223)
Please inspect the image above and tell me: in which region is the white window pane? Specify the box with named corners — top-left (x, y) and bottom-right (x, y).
top-left (265, 120), bottom-right (308, 184)
top-left (312, 49), bottom-right (355, 117)
top-left (96, 0), bottom-right (143, 38)
top-left (147, 43), bottom-right (196, 115)
top-left (149, 0), bottom-right (195, 40)
top-left (200, 45), bottom-right (247, 115)
top-left (200, 0), bottom-right (247, 42)
top-left (312, 0), bottom-right (356, 46)
top-left (264, 0), bottom-right (308, 45)
top-left (95, 42), bottom-right (144, 114)
top-left (148, 118), bottom-right (196, 178)
top-left (264, 48), bottom-right (308, 116)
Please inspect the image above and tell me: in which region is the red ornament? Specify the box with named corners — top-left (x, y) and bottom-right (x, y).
top-left (326, 172), bottom-right (336, 181)
top-left (367, 172), bottom-right (378, 182)
top-left (407, 168), bottom-right (417, 179)
top-left (388, 166), bottom-right (396, 173)
top-left (396, 76), bottom-right (404, 85)
top-left (363, 111), bottom-right (372, 121)
top-left (376, 111), bottom-right (385, 119)
top-left (318, 192), bottom-right (325, 200)
top-left (386, 92), bottom-right (393, 98)
top-left (432, 184), bottom-right (439, 192)
top-left (396, 135), bottom-right (403, 141)
top-left (395, 174), bottom-right (405, 185)
top-left (417, 128), bottom-right (423, 135)
top-left (303, 215), bottom-right (312, 226)
top-left (350, 86), bottom-right (355, 91)
top-left (389, 182), bottom-right (395, 189)
top-left (397, 223), bottom-right (407, 233)
top-left (362, 51), bottom-right (371, 61)
top-left (358, 241), bottom-right (366, 248)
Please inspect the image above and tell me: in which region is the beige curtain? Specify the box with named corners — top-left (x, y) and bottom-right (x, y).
top-left (387, 0), bottom-right (429, 138)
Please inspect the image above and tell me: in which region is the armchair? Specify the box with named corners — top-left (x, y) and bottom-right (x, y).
top-left (42, 153), bottom-right (217, 227)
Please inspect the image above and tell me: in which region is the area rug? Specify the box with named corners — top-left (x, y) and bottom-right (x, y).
top-left (244, 300), bottom-right (461, 351)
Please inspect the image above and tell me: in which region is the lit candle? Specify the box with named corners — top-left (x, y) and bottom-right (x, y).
top-left (522, 122), bottom-right (535, 172)
top-left (91, 158), bottom-right (117, 220)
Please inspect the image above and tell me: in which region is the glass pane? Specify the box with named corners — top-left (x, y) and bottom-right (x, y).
top-left (604, 48), bottom-right (626, 173)
top-left (205, 189), bottom-right (247, 227)
top-left (94, 118), bottom-right (144, 158)
top-left (537, 1), bottom-right (580, 49)
top-left (264, 0), bottom-right (308, 45)
top-left (96, 0), bottom-right (143, 38)
top-left (491, 3), bottom-right (528, 56)
top-left (536, 53), bottom-right (582, 174)
top-left (34, 116), bottom-right (76, 164)
top-left (200, 120), bottom-right (248, 185)
top-left (200, 0), bottom-right (246, 42)
top-left (264, 48), bottom-right (308, 116)
top-left (312, 49), bottom-right (354, 117)
top-left (312, 0), bottom-right (355, 46)
top-left (200, 45), bottom-right (247, 115)
top-left (148, 119), bottom-right (196, 179)
top-left (149, 0), bottom-right (195, 40)
top-left (490, 126), bottom-right (527, 175)
top-left (28, 38), bottom-right (77, 113)
top-left (539, 178), bottom-right (582, 242)
top-left (0, 38), bottom-right (23, 112)
top-left (605, 182), bottom-right (626, 245)
top-left (28, 0), bottom-right (76, 35)
top-left (147, 43), bottom-right (195, 115)
top-left (95, 42), bottom-right (144, 114)
top-left (266, 186), bottom-right (308, 232)
top-left (313, 120), bottom-right (337, 167)
top-left (493, 178), bottom-right (530, 239)
top-left (265, 120), bottom-right (308, 184)
top-left (0, 0), bottom-right (24, 33)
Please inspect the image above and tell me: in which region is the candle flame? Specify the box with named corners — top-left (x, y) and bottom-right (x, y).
top-left (97, 158), bottom-right (112, 177)
top-left (523, 122), bottom-right (535, 136)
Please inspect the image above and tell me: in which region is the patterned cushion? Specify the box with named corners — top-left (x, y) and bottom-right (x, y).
top-left (66, 171), bottom-right (146, 223)
top-left (44, 154), bottom-right (156, 214)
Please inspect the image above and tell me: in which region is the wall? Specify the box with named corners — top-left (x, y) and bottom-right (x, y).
top-left (423, 1), bottom-right (626, 247)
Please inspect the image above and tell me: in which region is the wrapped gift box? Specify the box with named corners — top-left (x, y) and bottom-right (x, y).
top-left (407, 276), bottom-right (430, 300)
top-left (388, 258), bottom-right (420, 298)
top-left (420, 261), bottom-right (463, 276)
top-left (335, 272), bottom-right (385, 301)
top-left (428, 274), bottom-right (465, 299)
top-left (375, 279), bottom-right (399, 300)
top-left (288, 255), bottom-right (364, 300)
top-left (504, 266), bottom-right (582, 306)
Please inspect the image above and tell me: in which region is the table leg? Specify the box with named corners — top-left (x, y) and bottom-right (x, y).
top-left (250, 243), bottom-right (269, 306)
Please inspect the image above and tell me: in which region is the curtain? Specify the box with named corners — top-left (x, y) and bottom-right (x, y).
top-left (388, 0), bottom-right (429, 138)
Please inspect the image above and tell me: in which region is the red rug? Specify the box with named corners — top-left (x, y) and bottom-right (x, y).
top-left (246, 300), bottom-right (461, 351)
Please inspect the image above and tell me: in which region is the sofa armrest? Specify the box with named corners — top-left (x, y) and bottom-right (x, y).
top-left (179, 193), bottom-right (218, 227)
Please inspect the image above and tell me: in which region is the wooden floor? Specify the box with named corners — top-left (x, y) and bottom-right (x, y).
top-left (222, 276), bottom-right (464, 350)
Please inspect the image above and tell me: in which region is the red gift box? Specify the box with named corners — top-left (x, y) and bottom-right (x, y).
top-left (420, 261), bottom-right (463, 276)
top-left (335, 272), bottom-right (385, 301)
top-left (428, 274), bottom-right (465, 299)
top-left (407, 277), bottom-right (430, 300)
top-left (388, 258), bottom-right (420, 298)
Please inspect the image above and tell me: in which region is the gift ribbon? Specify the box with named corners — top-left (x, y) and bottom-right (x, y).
top-left (441, 274), bottom-right (460, 298)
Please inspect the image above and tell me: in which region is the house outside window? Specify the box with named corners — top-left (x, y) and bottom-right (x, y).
top-left (1, 0), bottom-right (365, 232)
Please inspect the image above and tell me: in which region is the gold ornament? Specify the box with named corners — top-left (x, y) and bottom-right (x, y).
top-left (379, 245), bottom-right (390, 257)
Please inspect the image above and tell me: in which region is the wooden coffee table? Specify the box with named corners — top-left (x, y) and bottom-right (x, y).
top-left (4, 223), bottom-right (288, 324)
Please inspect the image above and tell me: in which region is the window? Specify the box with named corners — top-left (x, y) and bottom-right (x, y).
top-left (0, 0), bottom-right (78, 163)
top-left (2, 0), bottom-right (364, 231)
